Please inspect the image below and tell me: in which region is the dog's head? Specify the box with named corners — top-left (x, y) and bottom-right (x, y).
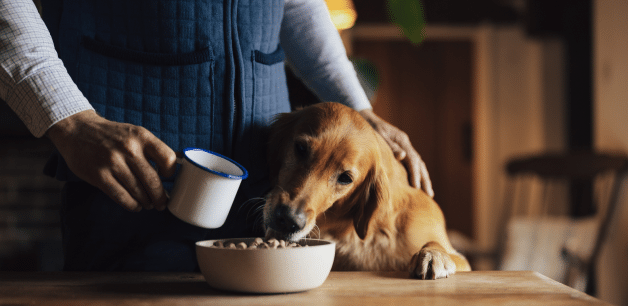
top-left (264, 102), bottom-right (392, 241)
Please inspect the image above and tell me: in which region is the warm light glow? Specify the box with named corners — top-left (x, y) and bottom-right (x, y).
top-left (325, 0), bottom-right (357, 30)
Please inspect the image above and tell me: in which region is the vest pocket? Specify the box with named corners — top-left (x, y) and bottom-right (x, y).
top-left (251, 43), bottom-right (290, 129)
top-left (82, 37), bottom-right (213, 66)
top-left (253, 45), bottom-right (285, 66)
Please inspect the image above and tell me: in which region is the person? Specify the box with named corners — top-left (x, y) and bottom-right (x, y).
top-left (0, 0), bottom-right (433, 271)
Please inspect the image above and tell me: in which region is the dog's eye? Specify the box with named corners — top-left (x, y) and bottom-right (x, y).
top-left (294, 141), bottom-right (308, 158)
top-left (337, 172), bottom-right (353, 185)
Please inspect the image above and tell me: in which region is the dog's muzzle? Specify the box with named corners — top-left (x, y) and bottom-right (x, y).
top-left (268, 204), bottom-right (307, 235)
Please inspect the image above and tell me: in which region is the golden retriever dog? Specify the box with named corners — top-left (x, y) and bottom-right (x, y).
top-left (263, 102), bottom-right (471, 279)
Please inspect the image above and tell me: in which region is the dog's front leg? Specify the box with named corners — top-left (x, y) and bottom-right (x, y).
top-left (409, 241), bottom-right (457, 279)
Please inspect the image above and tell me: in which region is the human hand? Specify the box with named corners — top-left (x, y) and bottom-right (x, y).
top-left (359, 109), bottom-right (434, 197)
top-left (46, 110), bottom-right (177, 211)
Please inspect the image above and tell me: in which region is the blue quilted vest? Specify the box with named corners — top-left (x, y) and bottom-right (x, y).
top-left (42, 0), bottom-right (291, 205)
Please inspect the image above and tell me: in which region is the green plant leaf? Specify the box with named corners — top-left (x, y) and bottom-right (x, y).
top-left (386, 0), bottom-right (426, 45)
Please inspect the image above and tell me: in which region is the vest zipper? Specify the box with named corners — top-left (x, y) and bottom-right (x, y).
top-left (231, 0), bottom-right (244, 156)
top-left (223, 0), bottom-right (235, 156)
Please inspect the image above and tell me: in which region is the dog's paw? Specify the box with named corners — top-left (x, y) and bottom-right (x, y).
top-left (409, 247), bottom-right (456, 280)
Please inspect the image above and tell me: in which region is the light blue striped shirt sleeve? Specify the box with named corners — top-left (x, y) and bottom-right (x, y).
top-left (0, 0), bottom-right (93, 138)
top-left (282, 0), bottom-right (372, 111)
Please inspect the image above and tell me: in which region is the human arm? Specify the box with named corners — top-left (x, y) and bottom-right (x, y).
top-left (280, 0), bottom-right (433, 195)
top-left (0, 0), bottom-right (93, 137)
top-left (0, 0), bottom-right (177, 210)
top-left (46, 110), bottom-right (177, 211)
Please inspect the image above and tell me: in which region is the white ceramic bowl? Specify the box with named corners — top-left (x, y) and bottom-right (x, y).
top-left (196, 238), bottom-right (335, 293)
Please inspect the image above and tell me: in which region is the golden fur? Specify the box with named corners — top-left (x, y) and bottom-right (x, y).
top-left (263, 102), bottom-right (470, 279)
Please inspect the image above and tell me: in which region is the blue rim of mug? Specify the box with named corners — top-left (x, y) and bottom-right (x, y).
top-left (182, 147), bottom-right (249, 180)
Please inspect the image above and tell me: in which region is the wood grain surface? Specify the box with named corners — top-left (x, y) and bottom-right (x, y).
top-left (0, 271), bottom-right (611, 306)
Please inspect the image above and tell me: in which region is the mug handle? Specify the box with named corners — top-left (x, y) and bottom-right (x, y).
top-left (164, 157), bottom-right (184, 201)
top-left (175, 150), bottom-right (185, 165)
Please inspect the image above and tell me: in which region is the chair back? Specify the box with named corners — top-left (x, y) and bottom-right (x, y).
top-left (499, 151), bottom-right (628, 295)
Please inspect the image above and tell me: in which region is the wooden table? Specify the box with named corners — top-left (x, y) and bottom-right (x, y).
top-left (0, 271), bottom-right (610, 305)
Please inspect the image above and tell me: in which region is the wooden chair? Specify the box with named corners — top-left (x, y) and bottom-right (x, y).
top-left (498, 151), bottom-right (628, 296)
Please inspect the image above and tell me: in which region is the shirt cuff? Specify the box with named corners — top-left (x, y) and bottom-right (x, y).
top-left (6, 69), bottom-right (93, 138)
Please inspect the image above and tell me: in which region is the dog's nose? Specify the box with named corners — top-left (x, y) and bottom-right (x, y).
top-left (273, 204), bottom-right (306, 233)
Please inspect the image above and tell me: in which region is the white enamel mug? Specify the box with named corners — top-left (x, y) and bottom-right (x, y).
top-left (168, 148), bottom-right (248, 228)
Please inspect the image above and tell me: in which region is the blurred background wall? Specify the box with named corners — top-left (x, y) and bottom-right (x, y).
top-left (594, 0), bottom-right (628, 304)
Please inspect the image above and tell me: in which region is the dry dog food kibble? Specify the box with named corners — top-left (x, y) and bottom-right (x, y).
top-left (210, 238), bottom-right (306, 249)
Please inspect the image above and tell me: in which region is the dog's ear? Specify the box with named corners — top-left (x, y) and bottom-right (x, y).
top-left (267, 112), bottom-right (297, 180)
top-left (352, 165), bottom-right (390, 240)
